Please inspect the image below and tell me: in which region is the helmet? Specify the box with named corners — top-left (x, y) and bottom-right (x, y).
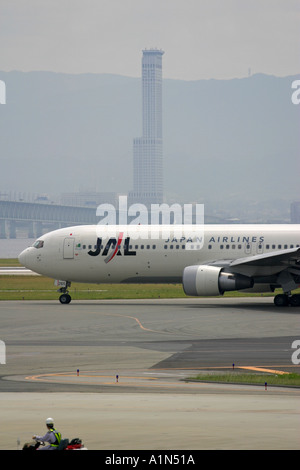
top-left (46, 417), bottom-right (54, 426)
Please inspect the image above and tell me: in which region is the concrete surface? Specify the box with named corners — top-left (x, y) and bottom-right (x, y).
top-left (0, 298), bottom-right (299, 450)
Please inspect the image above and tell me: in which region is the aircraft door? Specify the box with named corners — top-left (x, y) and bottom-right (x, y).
top-left (63, 238), bottom-right (75, 259)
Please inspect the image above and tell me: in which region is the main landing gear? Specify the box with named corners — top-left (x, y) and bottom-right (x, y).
top-left (57, 281), bottom-right (72, 304)
top-left (274, 293), bottom-right (300, 307)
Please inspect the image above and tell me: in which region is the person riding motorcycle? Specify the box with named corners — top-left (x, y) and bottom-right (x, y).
top-left (32, 417), bottom-right (62, 450)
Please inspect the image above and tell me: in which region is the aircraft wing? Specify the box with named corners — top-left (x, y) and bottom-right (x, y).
top-left (208, 247), bottom-right (300, 278)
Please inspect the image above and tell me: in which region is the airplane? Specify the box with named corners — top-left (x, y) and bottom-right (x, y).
top-left (18, 223), bottom-right (300, 307)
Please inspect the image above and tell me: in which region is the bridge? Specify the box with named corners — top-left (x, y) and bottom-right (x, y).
top-left (0, 198), bottom-right (248, 239)
top-left (0, 200), bottom-right (98, 239)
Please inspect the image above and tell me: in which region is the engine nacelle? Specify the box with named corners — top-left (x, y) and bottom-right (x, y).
top-left (182, 265), bottom-right (253, 296)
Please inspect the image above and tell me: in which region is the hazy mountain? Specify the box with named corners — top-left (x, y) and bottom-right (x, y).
top-left (0, 71), bottom-right (299, 209)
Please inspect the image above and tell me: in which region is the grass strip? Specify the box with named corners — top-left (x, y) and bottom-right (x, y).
top-left (0, 258), bottom-right (22, 266)
top-left (0, 259), bottom-right (299, 301)
top-left (1, 275), bottom-right (297, 301)
top-left (187, 372), bottom-right (300, 387)
top-left (0, 276), bottom-right (186, 300)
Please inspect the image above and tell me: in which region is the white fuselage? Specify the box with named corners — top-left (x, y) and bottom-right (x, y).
top-left (18, 224), bottom-right (300, 285)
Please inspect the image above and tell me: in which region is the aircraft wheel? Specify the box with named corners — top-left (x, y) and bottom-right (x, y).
top-left (59, 293), bottom-right (71, 304)
top-left (274, 294), bottom-right (289, 307)
top-left (289, 294), bottom-right (300, 307)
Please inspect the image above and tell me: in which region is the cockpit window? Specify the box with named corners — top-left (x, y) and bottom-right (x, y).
top-left (33, 240), bottom-right (44, 249)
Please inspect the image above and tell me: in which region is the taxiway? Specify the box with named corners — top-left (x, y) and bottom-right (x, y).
top-left (0, 297), bottom-right (299, 450)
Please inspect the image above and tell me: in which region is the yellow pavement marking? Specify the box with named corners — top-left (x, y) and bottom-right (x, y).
top-left (238, 366), bottom-right (289, 375)
top-left (25, 363), bottom-right (293, 388)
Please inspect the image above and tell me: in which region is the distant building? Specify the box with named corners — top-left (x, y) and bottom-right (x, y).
top-left (129, 49), bottom-right (164, 208)
top-left (291, 201), bottom-right (300, 223)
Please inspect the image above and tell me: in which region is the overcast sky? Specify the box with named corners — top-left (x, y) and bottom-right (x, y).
top-left (1, 0), bottom-right (299, 80)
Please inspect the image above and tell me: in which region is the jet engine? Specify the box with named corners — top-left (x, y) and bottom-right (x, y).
top-left (182, 265), bottom-right (254, 296)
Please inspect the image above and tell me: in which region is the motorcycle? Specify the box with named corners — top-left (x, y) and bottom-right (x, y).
top-left (22, 437), bottom-right (87, 450)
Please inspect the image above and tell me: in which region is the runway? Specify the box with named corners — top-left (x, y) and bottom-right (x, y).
top-left (0, 297), bottom-right (300, 450)
top-left (0, 267), bottom-right (38, 275)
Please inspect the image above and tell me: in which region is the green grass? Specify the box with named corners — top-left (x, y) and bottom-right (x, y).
top-left (0, 258), bottom-right (299, 301)
top-left (0, 258), bottom-right (185, 300)
top-left (0, 258), bottom-right (21, 266)
top-left (0, 275), bottom-right (186, 301)
top-left (187, 372), bottom-right (300, 387)
top-left (1, 276), bottom-right (297, 301)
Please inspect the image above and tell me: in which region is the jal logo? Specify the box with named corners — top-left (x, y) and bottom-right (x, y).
top-left (88, 233), bottom-right (136, 263)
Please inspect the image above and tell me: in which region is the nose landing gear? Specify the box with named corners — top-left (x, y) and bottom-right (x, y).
top-left (57, 281), bottom-right (72, 304)
top-left (59, 293), bottom-right (72, 304)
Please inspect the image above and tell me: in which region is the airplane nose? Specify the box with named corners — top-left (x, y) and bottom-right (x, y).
top-left (18, 249), bottom-right (27, 267)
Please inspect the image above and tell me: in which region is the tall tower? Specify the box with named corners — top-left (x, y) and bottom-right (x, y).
top-left (129, 49), bottom-right (164, 208)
